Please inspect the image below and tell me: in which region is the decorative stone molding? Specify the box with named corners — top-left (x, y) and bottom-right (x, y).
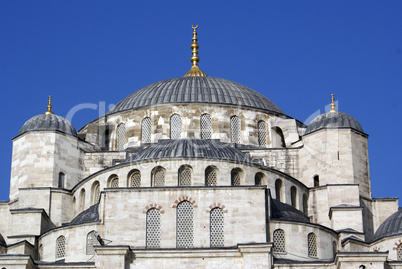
top-left (143, 203), bottom-right (165, 214)
top-left (172, 196), bottom-right (198, 208)
top-left (206, 203), bottom-right (228, 213)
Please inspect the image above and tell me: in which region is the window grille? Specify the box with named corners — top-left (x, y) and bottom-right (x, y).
top-left (176, 201), bottom-right (193, 248)
top-left (110, 177), bottom-right (119, 188)
top-left (255, 172), bottom-right (264, 185)
top-left (93, 183), bottom-right (100, 203)
top-left (131, 171), bottom-right (141, 187)
top-left (86, 231), bottom-right (99, 255)
top-left (56, 236), bottom-right (66, 259)
top-left (210, 208), bottom-right (224, 247)
top-left (230, 116), bottom-right (241, 144)
top-left (205, 167), bottom-right (217, 186)
top-left (170, 114), bottom-right (181, 139)
top-left (153, 168), bottom-right (165, 187)
top-left (231, 169), bottom-right (241, 186)
top-left (142, 117), bottom-right (152, 143)
top-left (258, 120), bottom-right (267, 147)
top-left (179, 166), bottom-right (191, 186)
top-left (398, 243), bottom-right (402, 260)
top-left (201, 114), bottom-right (212, 139)
top-left (146, 208), bottom-right (161, 248)
top-left (273, 229), bottom-right (285, 253)
top-left (308, 233), bottom-right (318, 257)
top-left (117, 123), bottom-right (126, 150)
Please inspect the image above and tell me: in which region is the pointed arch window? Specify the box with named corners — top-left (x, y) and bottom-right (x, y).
top-left (129, 170), bottom-right (141, 187)
top-left (210, 208), bottom-right (224, 247)
top-left (56, 236), bottom-right (66, 260)
top-left (176, 201), bottom-right (193, 248)
top-left (146, 208), bottom-right (161, 248)
top-left (308, 233), bottom-right (318, 257)
top-left (205, 166), bottom-right (218, 186)
top-left (117, 123), bottom-right (126, 150)
top-left (86, 231), bottom-right (99, 255)
top-left (178, 165), bottom-right (192, 186)
top-left (170, 114), bottom-right (181, 139)
top-left (142, 117), bottom-right (152, 144)
top-left (273, 229), bottom-right (285, 253)
top-left (230, 116), bottom-right (241, 144)
top-left (201, 114), bottom-right (212, 139)
top-left (152, 167), bottom-right (165, 187)
top-left (258, 120), bottom-right (267, 147)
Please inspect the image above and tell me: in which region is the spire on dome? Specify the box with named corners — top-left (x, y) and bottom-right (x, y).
top-left (45, 95), bottom-right (54, 115)
top-left (183, 24), bottom-right (207, 77)
top-left (329, 94), bottom-right (337, 113)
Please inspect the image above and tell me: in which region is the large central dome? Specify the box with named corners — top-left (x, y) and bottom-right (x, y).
top-left (107, 76), bottom-right (284, 115)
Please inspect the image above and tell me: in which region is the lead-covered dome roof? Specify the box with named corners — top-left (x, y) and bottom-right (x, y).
top-left (305, 111), bottom-right (364, 135)
top-left (107, 77), bottom-right (284, 115)
top-left (373, 208), bottom-right (402, 241)
top-left (18, 113), bottom-right (77, 137)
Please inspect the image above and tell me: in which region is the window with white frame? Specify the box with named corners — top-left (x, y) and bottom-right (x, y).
top-left (308, 233), bottom-right (318, 257)
top-left (201, 114), bottom-right (212, 139)
top-left (170, 114), bottom-right (181, 139)
top-left (176, 201), bottom-right (193, 248)
top-left (230, 116), bottom-right (241, 144)
top-left (116, 123), bottom-right (126, 150)
top-left (179, 165), bottom-right (192, 186)
top-left (142, 117), bottom-right (152, 143)
top-left (210, 208), bottom-right (224, 247)
top-left (146, 208), bottom-right (161, 248)
top-left (273, 229), bottom-right (285, 253)
top-left (205, 166), bottom-right (217, 186)
top-left (258, 120), bottom-right (267, 147)
top-left (56, 236), bottom-right (66, 260)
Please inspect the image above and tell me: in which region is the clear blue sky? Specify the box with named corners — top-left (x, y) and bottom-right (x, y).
top-left (1, 1), bottom-right (401, 203)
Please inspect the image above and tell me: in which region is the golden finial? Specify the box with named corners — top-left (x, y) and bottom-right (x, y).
top-left (45, 95), bottom-right (54, 115)
top-left (329, 93), bottom-right (337, 113)
top-left (183, 24), bottom-right (207, 77)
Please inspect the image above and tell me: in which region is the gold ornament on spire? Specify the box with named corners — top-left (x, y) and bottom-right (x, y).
top-left (45, 95), bottom-right (54, 115)
top-left (183, 24), bottom-right (207, 77)
top-left (329, 94), bottom-right (337, 113)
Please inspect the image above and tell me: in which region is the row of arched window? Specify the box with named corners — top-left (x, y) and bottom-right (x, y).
top-left (273, 229), bottom-right (320, 258)
top-left (54, 231), bottom-right (100, 260)
top-left (275, 179), bottom-right (308, 215)
top-left (107, 114), bottom-right (285, 150)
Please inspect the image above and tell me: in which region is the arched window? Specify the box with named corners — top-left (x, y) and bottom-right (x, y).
top-left (255, 172), bottom-right (265, 185)
top-left (308, 233), bottom-right (318, 257)
top-left (152, 167), bottom-right (165, 187)
top-left (258, 120), bottom-right (267, 147)
top-left (116, 123), bottom-right (126, 150)
top-left (176, 201), bottom-right (193, 248)
top-left (142, 117), bottom-right (152, 144)
top-left (291, 186), bottom-right (297, 208)
top-left (92, 181), bottom-right (100, 204)
top-left (178, 165), bottom-right (192, 186)
top-left (273, 229), bottom-right (285, 253)
top-left (275, 179), bottom-right (282, 201)
top-left (107, 174), bottom-right (119, 188)
top-left (201, 114), bottom-right (212, 139)
top-left (230, 116), bottom-right (241, 144)
top-left (170, 114), bottom-right (181, 139)
top-left (210, 208), bottom-right (224, 247)
top-left (398, 243), bottom-right (402, 260)
top-left (58, 172), bottom-right (65, 188)
top-left (146, 208), bottom-right (161, 248)
top-left (79, 189), bottom-right (86, 211)
top-left (303, 194), bottom-right (308, 215)
top-left (86, 231), bottom-right (99, 255)
top-left (55, 235), bottom-right (66, 260)
top-left (205, 166), bottom-right (218, 186)
top-left (102, 128), bottom-right (110, 150)
top-left (272, 126), bottom-right (285, 148)
top-left (231, 168), bottom-right (242, 186)
top-left (129, 170), bottom-right (141, 187)
top-left (314, 175), bottom-right (319, 187)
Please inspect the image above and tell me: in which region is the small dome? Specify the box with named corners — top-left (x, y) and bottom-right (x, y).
top-left (127, 139), bottom-right (253, 164)
top-left (18, 113), bottom-right (77, 137)
top-left (305, 111), bottom-right (364, 135)
top-left (373, 208), bottom-right (402, 241)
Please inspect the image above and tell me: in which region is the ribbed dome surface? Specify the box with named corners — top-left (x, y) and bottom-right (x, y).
top-left (305, 111), bottom-right (364, 135)
top-left (19, 113), bottom-right (77, 136)
top-left (107, 77), bottom-right (284, 115)
top-left (127, 139), bottom-right (253, 164)
top-left (373, 208), bottom-right (402, 241)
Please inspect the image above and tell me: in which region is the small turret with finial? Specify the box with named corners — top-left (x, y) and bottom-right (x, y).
top-left (183, 24), bottom-right (207, 77)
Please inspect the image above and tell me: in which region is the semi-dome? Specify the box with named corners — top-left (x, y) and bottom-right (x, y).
top-left (127, 139), bottom-right (254, 164)
top-left (107, 76), bottom-right (284, 115)
top-left (18, 113), bottom-right (77, 137)
top-left (373, 208), bottom-right (402, 241)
